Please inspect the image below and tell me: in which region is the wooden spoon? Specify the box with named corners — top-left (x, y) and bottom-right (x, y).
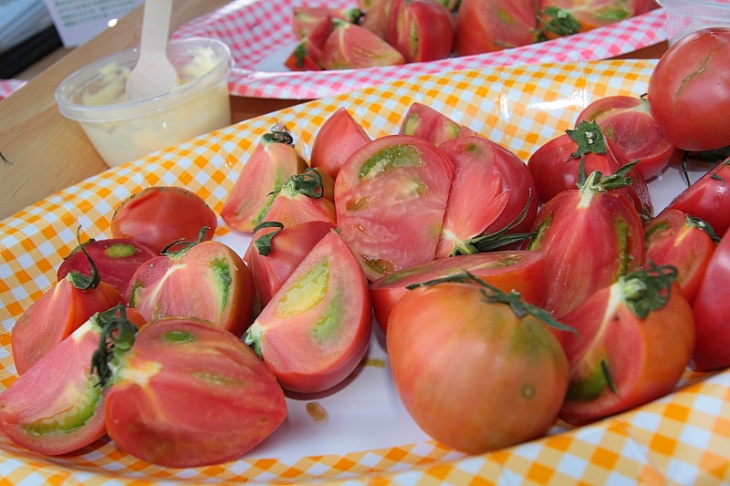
top-left (125, 0), bottom-right (178, 101)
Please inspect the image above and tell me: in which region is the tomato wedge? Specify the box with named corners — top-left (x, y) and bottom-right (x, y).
top-left (221, 128), bottom-right (308, 233)
top-left (559, 265), bottom-right (695, 424)
top-left (244, 231), bottom-right (372, 393)
top-left (334, 134), bottom-right (454, 280)
top-left (310, 107), bottom-right (371, 180)
top-left (126, 235), bottom-right (254, 337)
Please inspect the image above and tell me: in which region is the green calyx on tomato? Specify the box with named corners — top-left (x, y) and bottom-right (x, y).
top-left (262, 129), bottom-right (295, 146)
top-left (160, 226), bottom-right (210, 255)
top-left (568, 121), bottom-right (608, 160)
top-left (66, 227), bottom-right (102, 291)
top-left (22, 375), bottom-right (103, 436)
top-left (577, 160), bottom-right (638, 207)
top-left (358, 144), bottom-right (422, 180)
top-left (90, 306), bottom-right (139, 388)
top-left (407, 272), bottom-right (576, 335)
top-left (538, 7), bottom-right (581, 38)
top-left (253, 221), bottom-right (286, 256)
top-left (276, 167), bottom-right (326, 199)
top-left (617, 263), bottom-right (678, 319)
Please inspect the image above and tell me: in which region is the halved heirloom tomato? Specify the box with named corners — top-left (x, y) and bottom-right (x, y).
top-left (291, 6), bottom-right (363, 39)
top-left (285, 14), bottom-right (335, 71)
top-left (387, 274), bottom-right (570, 454)
top-left (558, 265), bottom-right (695, 424)
top-left (644, 208), bottom-right (718, 302)
top-left (244, 220), bottom-right (336, 312)
top-left (436, 135), bottom-right (538, 257)
top-left (538, 0), bottom-right (634, 40)
top-left (334, 134), bottom-right (454, 281)
top-left (126, 234), bottom-right (254, 337)
top-left (399, 102), bottom-right (476, 146)
top-left (370, 250), bottom-right (547, 334)
top-left (12, 269), bottom-right (121, 375)
top-left (527, 166), bottom-right (645, 318)
top-left (310, 107), bottom-right (371, 180)
top-left (111, 186), bottom-right (217, 254)
top-left (387, 0), bottom-right (454, 63)
top-left (0, 307), bottom-right (143, 455)
top-left (221, 128), bottom-right (308, 233)
top-left (244, 231), bottom-right (372, 394)
top-left (101, 316), bottom-right (287, 468)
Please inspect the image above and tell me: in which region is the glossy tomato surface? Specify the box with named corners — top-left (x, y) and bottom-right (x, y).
top-left (389, 0), bottom-right (454, 63)
top-left (105, 317), bottom-right (287, 468)
top-left (321, 20), bottom-right (405, 70)
top-left (647, 28), bottom-right (730, 151)
top-left (559, 270), bottom-right (695, 424)
top-left (126, 240), bottom-right (254, 337)
top-left (244, 231), bottom-right (372, 393)
top-left (111, 186), bottom-right (217, 254)
top-left (387, 281), bottom-right (568, 454)
top-left (334, 134), bottom-right (454, 280)
top-left (370, 250), bottom-right (547, 334)
top-left (454, 0), bottom-right (540, 55)
top-left (11, 275), bottom-right (121, 375)
top-left (691, 228), bottom-right (730, 371)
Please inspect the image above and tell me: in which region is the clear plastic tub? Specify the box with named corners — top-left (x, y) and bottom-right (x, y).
top-left (56, 37), bottom-right (232, 168)
top-left (658, 0), bottom-right (730, 44)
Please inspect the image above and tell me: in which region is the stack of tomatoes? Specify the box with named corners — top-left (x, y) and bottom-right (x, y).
top-left (285, 0), bottom-right (660, 70)
top-left (2, 28), bottom-right (729, 468)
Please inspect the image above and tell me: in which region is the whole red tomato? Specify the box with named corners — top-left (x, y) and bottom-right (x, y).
top-left (691, 228), bottom-right (730, 371)
top-left (559, 265), bottom-right (695, 424)
top-left (662, 157), bottom-right (730, 238)
top-left (647, 28), bottom-right (730, 151)
top-left (111, 186), bottom-right (217, 253)
top-left (386, 275), bottom-right (569, 454)
top-left (102, 316), bottom-right (287, 468)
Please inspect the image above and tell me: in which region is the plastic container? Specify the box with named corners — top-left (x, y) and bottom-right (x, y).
top-left (658, 0), bottom-right (730, 45)
top-left (56, 37), bottom-right (232, 168)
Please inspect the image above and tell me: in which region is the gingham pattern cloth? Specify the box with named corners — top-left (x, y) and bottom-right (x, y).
top-left (1, 59), bottom-right (728, 485)
top-left (172, 0), bottom-right (668, 99)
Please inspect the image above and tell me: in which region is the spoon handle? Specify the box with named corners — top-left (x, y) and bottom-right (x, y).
top-left (138, 0), bottom-right (173, 63)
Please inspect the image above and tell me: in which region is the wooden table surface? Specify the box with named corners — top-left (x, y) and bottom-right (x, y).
top-left (0, 0), bottom-right (666, 221)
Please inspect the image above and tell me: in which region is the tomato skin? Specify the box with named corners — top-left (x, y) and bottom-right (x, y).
top-left (262, 172), bottom-right (338, 228)
top-left (126, 240), bottom-right (254, 337)
top-left (285, 15), bottom-right (334, 71)
top-left (647, 28), bottom-right (730, 151)
top-left (310, 108), bottom-right (371, 180)
top-left (222, 130), bottom-right (308, 233)
top-left (244, 231), bottom-right (372, 393)
top-left (11, 276), bottom-right (121, 375)
top-left (334, 134), bottom-right (454, 281)
top-left (662, 158), bottom-right (730, 238)
top-left (691, 229), bottom-right (730, 371)
top-left (387, 282), bottom-right (568, 454)
top-left (370, 250), bottom-right (547, 334)
top-left (57, 238), bottom-right (157, 296)
top-left (539, 0), bottom-right (634, 39)
top-left (575, 95), bottom-right (675, 180)
top-left (0, 310), bottom-right (140, 455)
top-left (399, 102), bottom-right (469, 146)
top-left (111, 186), bottom-right (217, 254)
top-left (454, 0), bottom-right (540, 55)
top-left (644, 209), bottom-right (717, 302)
top-left (436, 136), bottom-right (538, 257)
top-left (245, 221), bottom-right (336, 311)
top-left (105, 317), bottom-right (287, 468)
top-left (527, 178), bottom-right (645, 318)
top-left (559, 277), bottom-right (695, 424)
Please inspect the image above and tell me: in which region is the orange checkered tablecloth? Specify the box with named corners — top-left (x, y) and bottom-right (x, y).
top-left (1, 60), bottom-right (729, 485)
